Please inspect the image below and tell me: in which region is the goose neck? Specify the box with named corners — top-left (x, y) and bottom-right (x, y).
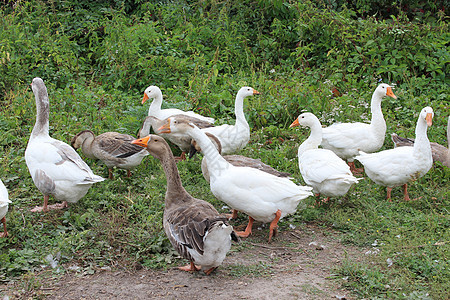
top-left (298, 123), bottom-right (322, 156)
top-left (234, 93), bottom-right (249, 128)
top-left (148, 90), bottom-right (163, 116)
top-left (188, 127), bottom-right (230, 174)
top-left (413, 116), bottom-right (431, 156)
top-left (159, 149), bottom-right (190, 202)
top-left (31, 88), bottom-right (50, 137)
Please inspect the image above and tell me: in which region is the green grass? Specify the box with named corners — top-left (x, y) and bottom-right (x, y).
top-left (0, 1), bottom-right (449, 299)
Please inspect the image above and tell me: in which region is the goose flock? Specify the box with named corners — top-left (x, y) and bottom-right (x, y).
top-left (0, 77), bottom-right (446, 276)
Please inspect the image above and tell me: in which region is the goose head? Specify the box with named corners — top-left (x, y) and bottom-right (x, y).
top-left (374, 83), bottom-right (397, 100)
top-left (157, 116), bottom-right (195, 135)
top-left (289, 112), bottom-right (319, 129)
top-left (142, 85), bottom-right (162, 104)
top-left (420, 106), bottom-right (434, 127)
top-left (131, 134), bottom-right (168, 160)
top-left (237, 86), bottom-right (261, 98)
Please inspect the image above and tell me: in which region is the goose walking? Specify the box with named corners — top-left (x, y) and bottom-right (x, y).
top-left (25, 78), bottom-right (104, 212)
top-left (132, 135), bottom-right (238, 275)
top-left (290, 113), bottom-right (360, 203)
top-left (321, 84), bottom-right (397, 173)
top-left (71, 130), bottom-right (149, 179)
top-left (355, 107), bottom-right (434, 201)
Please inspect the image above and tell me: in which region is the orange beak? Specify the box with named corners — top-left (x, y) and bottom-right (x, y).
top-left (426, 113), bottom-right (433, 127)
top-left (253, 88), bottom-right (261, 95)
top-left (142, 93), bottom-right (149, 104)
top-left (157, 119), bottom-right (171, 133)
top-left (289, 118), bottom-right (299, 128)
top-left (386, 87), bottom-right (397, 99)
top-left (131, 135), bottom-right (150, 148)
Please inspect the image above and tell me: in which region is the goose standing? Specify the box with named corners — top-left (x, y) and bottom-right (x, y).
top-left (71, 130), bottom-right (149, 179)
top-left (0, 179), bottom-right (12, 237)
top-left (142, 85), bottom-right (214, 123)
top-left (25, 78), bottom-right (104, 212)
top-left (355, 107), bottom-right (434, 201)
top-left (290, 113), bottom-right (360, 203)
top-left (131, 135), bottom-right (238, 275)
top-left (158, 117), bottom-right (313, 243)
top-left (190, 87), bottom-right (260, 156)
top-left (321, 84), bottom-right (397, 173)
top-left (391, 115), bottom-right (449, 168)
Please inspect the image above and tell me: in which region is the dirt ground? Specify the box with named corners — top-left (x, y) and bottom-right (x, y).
top-left (2, 224), bottom-right (363, 300)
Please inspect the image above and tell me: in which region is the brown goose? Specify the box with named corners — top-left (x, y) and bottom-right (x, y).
top-left (391, 115), bottom-right (449, 168)
top-left (71, 130), bottom-right (149, 179)
top-left (139, 115), bottom-right (214, 160)
top-left (132, 135), bottom-right (238, 275)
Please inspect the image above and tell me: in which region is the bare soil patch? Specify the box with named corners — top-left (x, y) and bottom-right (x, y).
top-left (2, 224), bottom-right (363, 299)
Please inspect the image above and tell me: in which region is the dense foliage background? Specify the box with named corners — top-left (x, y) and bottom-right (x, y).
top-left (0, 0), bottom-right (448, 298)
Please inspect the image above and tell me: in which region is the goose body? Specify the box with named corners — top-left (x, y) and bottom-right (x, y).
top-left (131, 135), bottom-right (237, 274)
top-left (71, 130), bottom-right (149, 179)
top-left (320, 84), bottom-right (397, 172)
top-left (159, 117), bottom-right (312, 242)
top-left (290, 113), bottom-right (360, 201)
top-left (355, 107), bottom-right (434, 201)
top-left (0, 179), bottom-right (12, 237)
top-left (142, 85), bottom-right (214, 123)
top-left (198, 87), bottom-right (260, 155)
top-left (391, 116), bottom-right (449, 168)
top-left (25, 78), bottom-right (104, 212)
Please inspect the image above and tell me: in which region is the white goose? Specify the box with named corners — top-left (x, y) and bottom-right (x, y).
top-left (0, 179), bottom-right (12, 237)
top-left (290, 113), bottom-right (360, 203)
top-left (71, 130), bottom-right (149, 179)
top-left (142, 85), bottom-right (214, 123)
top-left (25, 78), bottom-right (104, 212)
top-left (355, 107), bottom-right (434, 201)
top-left (159, 117), bottom-right (313, 243)
top-left (392, 115), bottom-right (449, 168)
top-left (321, 84), bottom-right (397, 173)
top-left (196, 87), bottom-right (260, 155)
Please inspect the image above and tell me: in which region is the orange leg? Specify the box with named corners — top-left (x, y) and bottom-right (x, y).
top-left (386, 187), bottom-right (393, 202)
top-left (175, 152), bottom-right (187, 162)
top-left (348, 162), bottom-right (364, 175)
top-left (268, 209), bottom-right (282, 243)
top-left (204, 267), bottom-right (217, 275)
top-left (0, 217), bottom-right (8, 238)
top-left (235, 216), bottom-right (254, 238)
top-left (225, 209), bottom-right (238, 220)
top-left (403, 184), bottom-right (411, 201)
top-left (108, 169), bottom-right (114, 180)
top-left (178, 261), bottom-right (200, 273)
top-left (127, 170), bottom-right (132, 178)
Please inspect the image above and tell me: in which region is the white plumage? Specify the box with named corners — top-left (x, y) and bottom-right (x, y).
top-left (142, 85), bottom-right (214, 123)
top-left (25, 77), bottom-right (104, 212)
top-left (0, 179), bottom-right (12, 237)
top-left (320, 84), bottom-right (397, 172)
top-left (355, 106), bottom-right (434, 201)
top-left (290, 112), bottom-right (360, 201)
